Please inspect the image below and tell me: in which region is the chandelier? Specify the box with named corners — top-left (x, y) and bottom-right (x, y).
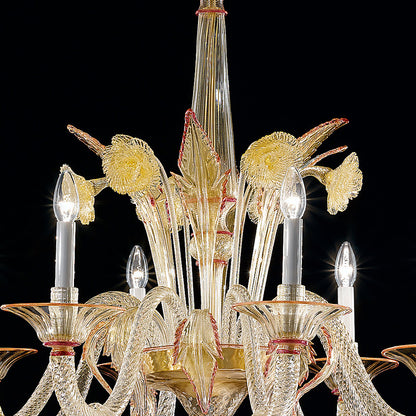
top-left (0, 1), bottom-right (414, 416)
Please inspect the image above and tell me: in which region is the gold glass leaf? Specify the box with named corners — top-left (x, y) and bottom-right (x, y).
top-left (173, 310), bottom-right (223, 414)
top-left (178, 110), bottom-right (221, 187)
top-left (297, 118), bottom-right (349, 163)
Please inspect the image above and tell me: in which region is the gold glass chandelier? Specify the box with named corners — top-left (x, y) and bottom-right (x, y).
top-left (0, 1), bottom-right (414, 415)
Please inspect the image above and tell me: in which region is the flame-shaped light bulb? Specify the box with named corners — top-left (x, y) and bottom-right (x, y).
top-left (335, 241), bottom-right (357, 287)
top-left (335, 241), bottom-right (357, 342)
top-left (126, 245), bottom-right (148, 300)
top-left (53, 168), bottom-right (79, 222)
top-left (53, 168), bottom-right (79, 288)
top-left (280, 167), bottom-right (306, 219)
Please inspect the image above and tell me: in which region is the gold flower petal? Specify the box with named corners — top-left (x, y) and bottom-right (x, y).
top-left (324, 152), bottom-right (363, 215)
top-left (241, 132), bottom-right (302, 189)
top-left (102, 135), bottom-right (160, 195)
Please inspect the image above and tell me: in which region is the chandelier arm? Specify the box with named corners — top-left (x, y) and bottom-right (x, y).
top-left (222, 285), bottom-right (268, 413)
top-left (336, 399), bottom-right (350, 416)
top-left (155, 391), bottom-right (176, 416)
top-left (56, 292), bottom-right (142, 415)
top-left (12, 361), bottom-right (55, 416)
top-left (104, 286), bottom-right (186, 413)
top-left (51, 287), bottom-right (186, 416)
top-left (76, 292), bottom-right (141, 399)
top-left (305, 290), bottom-right (405, 416)
top-left (262, 352), bottom-right (301, 416)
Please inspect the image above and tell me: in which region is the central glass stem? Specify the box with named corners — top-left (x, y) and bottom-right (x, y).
top-left (192, 2), bottom-right (237, 196)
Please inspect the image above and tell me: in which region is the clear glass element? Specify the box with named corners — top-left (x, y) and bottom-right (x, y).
top-left (310, 356), bottom-right (398, 381)
top-left (335, 241), bottom-right (357, 287)
top-left (233, 300), bottom-right (349, 343)
top-left (280, 167), bottom-right (306, 219)
top-left (0, 303), bottom-right (124, 345)
top-left (198, 0), bottom-right (224, 9)
top-left (0, 348), bottom-right (37, 381)
top-left (305, 290), bottom-right (403, 415)
top-left (382, 344), bottom-right (416, 377)
top-left (144, 345), bottom-right (250, 416)
top-left (126, 245), bottom-right (149, 289)
top-left (53, 168), bottom-right (80, 222)
top-left (192, 6), bottom-right (237, 195)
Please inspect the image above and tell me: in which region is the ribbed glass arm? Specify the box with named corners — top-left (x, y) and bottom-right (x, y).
top-left (306, 290), bottom-right (404, 416)
top-left (51, 286), bottom-right (186, 416)
top-left (56, 290), bottom-right (141, 416)
top-left (223, 285), bottom-right (268, 413)
top-left (13, 361), bottom-right (55, 416)
top-left (263, 353), bottom-right (300, 416)
top-left (336, 399), bottom-right (350, 416)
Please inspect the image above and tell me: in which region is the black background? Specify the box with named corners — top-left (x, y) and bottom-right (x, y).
top-left (0, 1), bottom-right (414, 415)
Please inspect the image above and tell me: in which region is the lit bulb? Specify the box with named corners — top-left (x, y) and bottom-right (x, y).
top-left (126, 245), bottom-right (148, 290)
top-left (280, 167), bottom-right (306, 219)
top-left (335, 241), bottom-right (357, 287)
top-left (53, 169), bottom-right (79, 222)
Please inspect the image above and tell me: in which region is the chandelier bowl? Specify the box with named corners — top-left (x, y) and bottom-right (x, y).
top-left (142, 344), bottom-right (267, 416)
top-left (232, 300), bottom-right (350, 342)
top-left (0, 303), bottom-right (124, 350)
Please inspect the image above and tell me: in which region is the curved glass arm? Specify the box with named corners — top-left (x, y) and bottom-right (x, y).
top-left (14, 361), bottom-right (55, 416)
top-left (223, 285), bottom-right (268, 414)
top-left (306, 290), bottom-right (404, 416)
top-left (51, 286), bottom-right (186, 416)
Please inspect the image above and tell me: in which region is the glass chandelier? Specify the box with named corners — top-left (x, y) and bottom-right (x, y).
top-left (0, 1), bottom-right (414, 415)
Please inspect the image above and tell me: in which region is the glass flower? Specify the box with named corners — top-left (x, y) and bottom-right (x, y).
top-left (323, 152), bottom-right (363, 215)
top-left (102, 135), bottom-right (160, 195)
top-left (241, 118), bottom-right (363, 218)
top-left (241, 132), bottom-right (302, 189)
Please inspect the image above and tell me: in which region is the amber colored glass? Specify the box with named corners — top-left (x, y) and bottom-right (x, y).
top-left (143, 344), bottom-right (265, 416)
top-left (0, 347), bottom-right (37, 381)
top-left (232, 300), bottom-right (350, 341)
top-left (310, 356), bottom-right (398, 382)
top-left (0, 303), bottom-right (124, 346)
top-left (382, 344), bottom-right (416, 377)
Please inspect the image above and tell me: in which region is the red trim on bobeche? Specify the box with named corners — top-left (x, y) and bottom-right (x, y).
top-left (43, 341), bottom-right (81, 348)
top-left (195, 9), bottom-right (228, 16)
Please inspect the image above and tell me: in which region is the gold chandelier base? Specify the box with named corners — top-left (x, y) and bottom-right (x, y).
top-left (143, 345), bottom-right (260, 416)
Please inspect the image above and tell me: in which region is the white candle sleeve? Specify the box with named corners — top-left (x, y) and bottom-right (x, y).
top-left (282, 218), bottom-right (303, 285)
top-left (338, 286), bottom-right (355, 342)
top-left (54, 221), bottom-right (76, 288)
